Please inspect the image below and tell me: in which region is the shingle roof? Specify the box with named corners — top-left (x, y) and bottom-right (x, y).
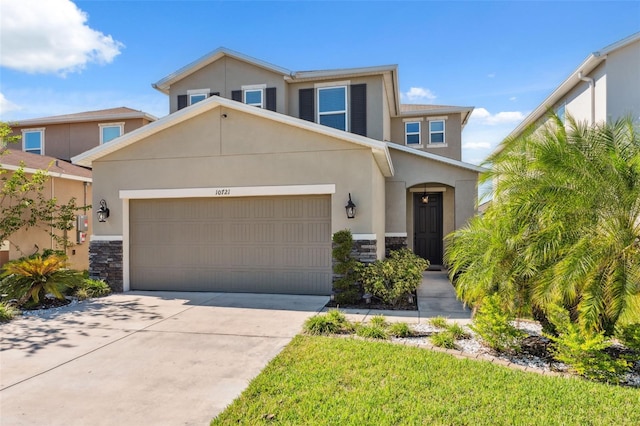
top-left (13, 107), bottom-right (157, 126)
top-left (1, 149), bottom-right (92, 181)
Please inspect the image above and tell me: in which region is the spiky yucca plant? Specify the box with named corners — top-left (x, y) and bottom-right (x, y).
top-left (0, 255), bottom-right (82, 306)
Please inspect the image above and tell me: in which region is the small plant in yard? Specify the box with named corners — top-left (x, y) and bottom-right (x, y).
top-left (356, 323), bottom-right (388, 340)
top-left (428, 316), bottom-right (448, 329)
top-left (303, 310), bottom-right (351, 335)
top-left (358, 248), bottom-right (428, 307)
top-left (388, 322), bottom-right (413, 338)
top-left (73, 278), bottom-right (111, 300)
top-left (470, 294), bottom-right (524, 353)
top-left (616, 323), bottom-right (640, 351)
top-left (446, 323), bottom-right (470, 340)
top-left (331, 230), bottom-right (362, 304)
top-left (0, 254), bottom-right (82, 307)
top-left (369, 315), bottom-right (387, 328)
top-left (430, 331), bottom-right (456, 349)
top-left (0, 301), bottom-right (19, 322)
top-left (546, 305), bottom-right (630, 384)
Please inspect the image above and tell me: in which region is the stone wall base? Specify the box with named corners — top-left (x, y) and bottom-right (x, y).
top-left (385, 236), bottom-right (408, 257)
top-left (89, 240), bottom-right (123, 292)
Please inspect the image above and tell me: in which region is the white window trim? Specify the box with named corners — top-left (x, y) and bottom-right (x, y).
top-left (240, 84), bottom-right (266, 108)
top-left (428, 118), bottom-right (446, 146)
top-left (187, 88), bottom-right (211, 105)
top-left (22, 128), bottom-right (44, 155)
top-left (317, 85), bottom-right (348, 131)
top-left (99, 122), bottom-right (124, 144)
top-left (314, 80), bottom-right (351, 89)
top-left (404, 121), bottom-right (421, 146)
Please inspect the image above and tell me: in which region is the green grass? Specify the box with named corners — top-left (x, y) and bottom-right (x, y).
top-left (212, 335), bottom-right (640, 425)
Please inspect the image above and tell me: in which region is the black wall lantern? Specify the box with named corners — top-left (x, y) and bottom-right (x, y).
top-left (421, 185), bottom-right (429, 204)
top-left (345, 193), bottom-right (356, 219)
top-left (97, 199), bottom-right (110, 222)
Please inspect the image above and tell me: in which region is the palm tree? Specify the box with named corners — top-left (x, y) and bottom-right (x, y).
top-left (445, 115), bottom-right (640, 334)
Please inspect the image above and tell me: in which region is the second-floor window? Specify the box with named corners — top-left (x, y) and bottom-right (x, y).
top-left (244, 88), bottom-right (264, 108)
top-left (317, 86), bottom-right (348, 131)
top-left (429, 120), bottom-right (445, 144)
top-left (100, 123), bottom-right (124, 144)
top-left (405, 121), bottom-right (421, 145)
top-left (22, 128), bottom-right (44, 154)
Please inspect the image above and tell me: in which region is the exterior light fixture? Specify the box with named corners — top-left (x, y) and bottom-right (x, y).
top-left (421, 185), bottom-right (429, 204)
top-left (345, 193), bottom-right (356, 219)
top-left (96, 199), bottom-right (110, 222)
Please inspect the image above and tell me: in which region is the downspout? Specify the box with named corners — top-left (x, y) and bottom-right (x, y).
top-left (578, 71), bottom-right (595, 126)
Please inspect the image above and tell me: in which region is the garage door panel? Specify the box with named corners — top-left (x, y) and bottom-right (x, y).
top-left (130, 196), bottom-right (332, 294)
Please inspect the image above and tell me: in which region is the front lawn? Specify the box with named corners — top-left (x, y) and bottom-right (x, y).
top-left (212, 335), bottom-right (640, 425)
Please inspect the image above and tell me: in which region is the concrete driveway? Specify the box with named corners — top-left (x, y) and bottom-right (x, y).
top-left (0, 292), bottom-right (328, 425)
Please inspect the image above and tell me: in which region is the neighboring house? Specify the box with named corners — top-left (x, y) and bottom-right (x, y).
top-left (73, 48), bottom-right (483, 294)
top-left (8, 107), bottom-right (157, 162)
top-left (0, 150), bottom-right (92, 270)
top-left (507, 32), bottom-right (640, 140)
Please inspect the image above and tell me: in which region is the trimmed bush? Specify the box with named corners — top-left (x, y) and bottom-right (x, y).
top-left (358, 249), bottom-right (428, 307)
top-left (471, 295), bottom-right (524, 353)
top-left (616, 323), bottom-right (640, 351)
top-left (74, 278), bottom-right (111, 299)
top-left (304, 310), bottom-right (350, 335)
top-left (332, 230), bottom-right (362, 304)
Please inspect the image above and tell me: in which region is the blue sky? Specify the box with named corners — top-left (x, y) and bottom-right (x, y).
top-left (1, 0), bottom-right (638, 164)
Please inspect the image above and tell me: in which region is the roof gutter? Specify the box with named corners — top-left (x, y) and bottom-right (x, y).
top-left (578, 70), bottom-right (595, 126)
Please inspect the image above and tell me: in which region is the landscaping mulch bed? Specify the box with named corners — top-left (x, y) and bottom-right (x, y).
top-left (324, 292), bottom-right (418, 311)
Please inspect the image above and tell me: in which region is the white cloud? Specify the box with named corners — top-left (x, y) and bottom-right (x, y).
top-left (0, 93), bottom-right (20, 116)
top-left (462, 141), bottom-right (492, 150)
top-left (509, 96), bottom-right (517, 101)
top-left (470, 107), bottom-right (525, 125)
top-left (402, 87), bottom-right (437, 103)
top-left (487, 73), bottom-right (496, 78)
top-left (0, 0), bottom-right (123, 75)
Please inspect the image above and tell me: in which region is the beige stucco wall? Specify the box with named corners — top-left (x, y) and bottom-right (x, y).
top-left (389, 114), bottom-right (463, 160)
top-left (287, 75), bottom-right (386, 141)
top-left (2, 173), bottom-right (91, 270)
top-left (10, 118), bottom-right (149, 161)
top-left (606, 40), bottom-right (640, 122)
top-left (92, 107), bottom-right (386, 249)
top-left (385, 148), bottom-right (478, 248)
top-left (168, 56), bottom-right (287, 114)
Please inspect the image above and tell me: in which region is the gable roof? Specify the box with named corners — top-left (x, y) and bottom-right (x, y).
top-left (152, 47), bottom-right (292, 94)
top-left (1, 149), bottom-right (92, 182)
top-left (13, 107), bottom-right (157, 126)
top-left (506, 31), bottom-right (640, 140)
top-left (399, 104), bottom-right (475, 127)
top-left (72, 96), bottom-right (395, 177)
top-left (387, 143), bottom-right (486, 173)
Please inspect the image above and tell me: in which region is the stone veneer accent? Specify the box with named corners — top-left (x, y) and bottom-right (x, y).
top-left (89, 240), bottom-right (123, 292)
top-left (385, 236), bottom-right (408, 257)
top-left (351, 239), bottom-right (377, 264)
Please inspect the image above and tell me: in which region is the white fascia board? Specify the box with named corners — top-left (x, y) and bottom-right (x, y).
top-left (0, 163), bottom-right (92, 183)
top-left (399, 106), bottom-right (474, 117)
top-left (14, 112), bottom-right (158, 126)
top-left (387, 143), bottom-right (486, 173)
top-left (120, 184), bottom-right (336, 200)
top-left (152, 47), bottom-right (292, 94)
top-left (73, 96), bottom-right (395, 177)
top-left (291, 64), bottom-right (398, 81)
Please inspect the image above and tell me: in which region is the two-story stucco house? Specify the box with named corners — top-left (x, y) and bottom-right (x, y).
top-left (72, 48), bottom-right (483, 294)
top-left (507, 31), bottom-right (640, 139)
top-left (8, 107), bottom-right (157, 162)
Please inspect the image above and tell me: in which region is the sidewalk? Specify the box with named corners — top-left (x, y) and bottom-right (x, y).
top-left (322, 271), bottom-right (471, 324)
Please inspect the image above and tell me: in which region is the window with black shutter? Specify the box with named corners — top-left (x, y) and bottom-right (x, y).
top-left (266, 87), bottom-right (277, 111)
top-left (350, 84), bottom-right (367, 136)
top-left (299, 88), bottom-right (314, 122)
top-left (231, 90), bottom-right (242, 102)
top-left (177, 95), bottom-right (188, 110)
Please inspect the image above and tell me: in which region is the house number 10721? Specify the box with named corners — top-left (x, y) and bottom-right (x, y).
top-left (215, 189), bottom-right (231, 196)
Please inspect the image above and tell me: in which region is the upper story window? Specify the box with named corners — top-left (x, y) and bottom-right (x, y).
top-left (405, 121), bottom-right (421, 145)
top-left (22, 128), bottom-right (44, 155)
top-left (429, 119), bottom-right (446, 144)
top-left (99, 122), bottom-right (124, 144)
top-left (243, 85), bottom-right (265, 108)
top-left (317, 86), bottom-right (348, 131)
top-left (188, 88), bottom-right (211, 105)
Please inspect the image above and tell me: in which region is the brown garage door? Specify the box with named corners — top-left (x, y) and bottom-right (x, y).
top-left (129, 195), bottom-right (332, 294)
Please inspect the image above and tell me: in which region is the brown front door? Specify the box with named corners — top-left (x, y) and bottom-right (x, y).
top-left (414, 193), bottom-right (443, 265)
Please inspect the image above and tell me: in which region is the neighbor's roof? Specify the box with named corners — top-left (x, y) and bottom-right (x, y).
top-left (72, 96), bottom-right (395, 177)
top-left (506, 31), bottom-right (640, 140)
top-left (1, 149), bottom-right (92, 182)
top-left (400, 104), bottom-right (475, 127)
top-left (12, 107), bottom-right (158, 127)
top-left (387, 143), bottom-right (486, 174)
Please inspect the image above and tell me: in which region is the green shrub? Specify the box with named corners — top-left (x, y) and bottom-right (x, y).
top-left (332, 230), bottom-right (362, 304)
top-left (358, 249), bottom-right (428, 307)
top-left (303, 310), bottom-right (350, 335)
top-left (546, 305), bottom-right (630, 384)
top-left (471, 295), bottom-right (524, 353)
top-left (0, 302), bottom-right (19, 322)
top-left (429, 316), bottom-right (448, 329)
top-left (616, 323), bottom-right (640, 351)
top-left (75, 278), bottom-right (111, 299)
top-left (430, 332), bottom-right (456, 349)
top-left (356, 324), bottom-right (388, 340)
top-left (446, 323), bottom-right (470, 340)
top-left (369, 315), bottom-right (387, 328)
top-left (388, 322), bottom-right (413, 338)
top-left (0, 255), bottom-right (82, 307)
